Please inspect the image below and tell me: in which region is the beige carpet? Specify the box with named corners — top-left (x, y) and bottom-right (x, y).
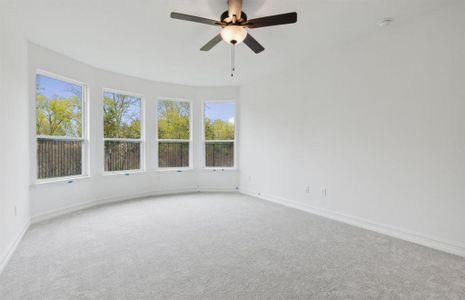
top-left (1, 193), bottom-right (464, 299)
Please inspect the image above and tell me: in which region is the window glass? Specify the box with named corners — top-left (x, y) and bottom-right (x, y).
top-left (36, 74), bottom-right (82, 137)
top-left (204, 102), bottom-right (235, 140)
top-left (157, 100), bottom-right (191, 168)
top-left (103, 91), bottom-right (142, 172)
top-left (157, 100), bottom-right (190, 139)
top-left (204, 102), bottom-right (235, 168)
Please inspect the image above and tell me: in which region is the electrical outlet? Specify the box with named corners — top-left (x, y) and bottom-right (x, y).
top-left (322, 188), bottom-right (327, 197)
top-left (305, 186), bottom-right (310, 193)
top-left (14, 205), bottom-right (17, 216)
top-left (248, 176), bottom-right (252, 182)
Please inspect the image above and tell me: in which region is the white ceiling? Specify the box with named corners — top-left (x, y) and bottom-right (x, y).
top-left (11, 0), bottom-right (457, 86)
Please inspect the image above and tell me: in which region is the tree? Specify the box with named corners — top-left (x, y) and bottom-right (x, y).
top-left (157, 101), bottom-right (190, 139)
top-left (103, 93), bottom-right (141, 139)
top-left (36, 94), bottom-right (82, 137)
top-left (205, 118), bottom-right (234, 140)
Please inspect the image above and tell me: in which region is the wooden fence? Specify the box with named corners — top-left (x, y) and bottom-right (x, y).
top-left (205, 142), bottom-right (234, 167)
top-left (37, 138), bottom-right (82, 179)
top-left (37, 139), bottom-right (234, 179)
top-left (104, 141), bottom-right (141, 172)
top-left (158, 142), bottom-right (189, 168)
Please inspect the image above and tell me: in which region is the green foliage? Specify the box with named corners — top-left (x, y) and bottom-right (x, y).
top-left (205, 118), bottom-right (234, 140)
top-left (104, 92), bottom-right (141, 139)
top-left (36, 94), bottom-right (82, 137)
top-left (158, 101), bottom-right (190, 140)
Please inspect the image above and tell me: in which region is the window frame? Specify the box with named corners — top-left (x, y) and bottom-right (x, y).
top-left (102, 88), bottom-right (146, 175)
top-left (35, 69), bottom-right (89, 184)
top-left (202, 100), bottom-right (237, 170)
top-left (156, 97), bottom-right (193, 171)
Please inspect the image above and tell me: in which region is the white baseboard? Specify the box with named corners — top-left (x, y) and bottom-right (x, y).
top-left (31, 187), bottom-right (238, 224)
top-left (198, 187), bottom-right (238, 193)
top-left (240, 188), bottom-right (465, 258)
top-left (0, 221), bottom-right (30, 275)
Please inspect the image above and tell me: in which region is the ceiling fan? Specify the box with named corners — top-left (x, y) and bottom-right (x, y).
top-left (170, 0), bottom-right (297, 76)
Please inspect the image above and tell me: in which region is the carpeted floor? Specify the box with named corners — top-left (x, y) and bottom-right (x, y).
top-left (1, 193), bottom-right (464, 299)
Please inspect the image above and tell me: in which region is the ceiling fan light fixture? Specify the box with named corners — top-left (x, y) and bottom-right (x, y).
top-left (221, 26), bottom-right (247, 45)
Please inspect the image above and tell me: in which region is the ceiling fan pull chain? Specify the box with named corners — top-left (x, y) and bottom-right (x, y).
top-left (231, 44), bottom-right (236, 77)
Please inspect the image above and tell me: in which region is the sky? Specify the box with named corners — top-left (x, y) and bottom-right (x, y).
top-left (205, 102), bottom-right (235, 123)
top-left (36, 74), bottom-right (82, 99)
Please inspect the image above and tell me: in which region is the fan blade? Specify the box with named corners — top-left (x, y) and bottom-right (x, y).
top-left (201, 34), bottom-right (223, 51)
top-left (247, 12), bottom-right (297, 28)
top-left (243, 34), bottom-right (265, 54)
top-left (228, 0), bottom-right (243, 20)
top-left (170, 12), bottom-right (222, 26)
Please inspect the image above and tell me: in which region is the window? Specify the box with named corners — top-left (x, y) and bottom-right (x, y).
top-left (103, 90), bottom-right (143, 172)
top-left (204, 102), bottom-right (235, 168)
top-left (36, 72), bottom-right (87, 180)
top-left (157, 99), bottom-right (191, 168)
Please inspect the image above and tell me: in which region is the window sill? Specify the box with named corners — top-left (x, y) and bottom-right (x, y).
top-left (203, 168), bottom-right (238, 172)
top-left (157, 168), bottom-right (194, 173)
top-left (102, 170), bottom-right (146, 177)
top-left (32, 175), bottom-right (90, 187)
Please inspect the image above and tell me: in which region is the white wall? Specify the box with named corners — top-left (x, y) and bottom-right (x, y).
top-left (0, 1), bottom-right (31, 271)
top-left (29, 44), bottom-right (239, 220)
top-left (239, 2), bottom-right (465, 254)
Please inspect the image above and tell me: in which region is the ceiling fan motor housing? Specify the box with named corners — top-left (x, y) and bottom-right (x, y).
top-left (221, 10), bottom-right (248, 24)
